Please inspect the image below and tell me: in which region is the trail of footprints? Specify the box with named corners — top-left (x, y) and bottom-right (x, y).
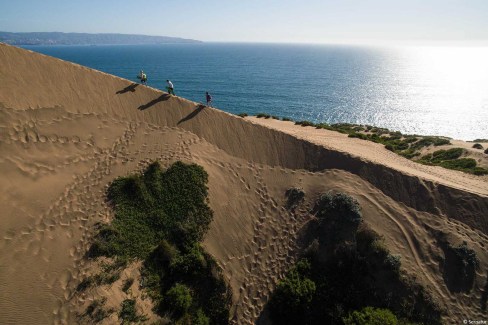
top-left (230, 165), bottom-right (311, 324)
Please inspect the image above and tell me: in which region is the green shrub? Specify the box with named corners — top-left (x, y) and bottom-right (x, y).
top-left (237, 113), bottom-right (248, 118)
top-left (313, 192), bottom-right (362, 225)
top-left (282, 117), bottom-right (292, 121)
top-left (193, 309), bottom-right (210, 325)
top-left (411, 137), bottom-right (450, 150)
top-left (384, 254), bottom-right (402, 273)
top-left (170, 245), bottom-right (206, 276)
top-left (85, 162), bottom-right (230, 324)
top-left (472, 167), bottom-right (488, 175)
top-left (472, 143), bottom-right (483, 149)
top-left (444, 242), bottom-right (479, 292)
top-left (348, 133), bottom-right (367, 140)
top-left (269, 261), bottom-right (316, 324)
top-left (440, 158), bottom-right (476, 170)
top-left (485, 148), bottom-right (488, 154)
top-left (343, 307), bottom-right (398, 325)
top-left (432, 147), bottom-right (463, 161)
top-left (165, 283), bottom-right (193, 316)
top-left (295, 120), bottom-right (316, 127)
top-left (272, 115), bottom-right (280, 120)
top-left (76, 277), bottom-right (93, 292)
top-left (256, 113), bottom-right (271, 118)
top-left (285, 187), bottom-right (305, 209)
top-left (119, 299), bottom-right (145, 322)
top-left (122, 278), bottom-right (134, 293)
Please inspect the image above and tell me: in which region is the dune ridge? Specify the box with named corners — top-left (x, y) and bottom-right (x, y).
top-left (1, 43), bottom-right (487, 324)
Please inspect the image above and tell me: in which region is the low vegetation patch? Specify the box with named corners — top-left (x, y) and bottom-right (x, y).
top-left (119, 299), bottom-right (147, 323)
top-left (419, 148), bottom-right (488, 175)
top-left (343, 306), bottom-right (398, 325)
top-left (268, 191), bottom-right (441, 324)
top-left (285, 187), bottom-right (305, 209)
top-left (88, 161), bottom-right (231, 324)
top-left (256, 114), bottom-right (488, 175)
top-left (122, 278), bottom-right (134, 293)
top-left (83, 298), bottom-right (114, 323)
top-left (256, 113), bottom-right (271, 119)
top-left (441, 241), bottom-right (479, 293)
top-left (237, 113), bottom-right (248, 118)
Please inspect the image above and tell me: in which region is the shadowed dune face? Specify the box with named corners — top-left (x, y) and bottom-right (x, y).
top-left (1, 43), bottom-right (487, 324)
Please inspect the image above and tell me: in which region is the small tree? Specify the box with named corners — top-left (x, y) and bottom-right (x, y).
top-left (269, 261), bottom-right (316, 324)
top-left (165, 283), bottom-right (193, 316)
top-left (343, 307), bottom-right (398, 325)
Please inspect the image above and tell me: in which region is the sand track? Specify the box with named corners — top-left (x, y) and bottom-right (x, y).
top-left (1, 43), bottom-right (487, 324)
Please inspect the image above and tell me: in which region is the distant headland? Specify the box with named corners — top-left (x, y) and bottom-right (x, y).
top-left (0, 31), bottom-right (202, 45)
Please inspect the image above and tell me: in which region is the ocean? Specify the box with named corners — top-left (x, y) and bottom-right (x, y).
top-left (23, 43), bottom-right (488, 141)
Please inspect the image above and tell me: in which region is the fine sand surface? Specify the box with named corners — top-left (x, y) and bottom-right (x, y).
top-left (1, 43), bottom-right (487, 324)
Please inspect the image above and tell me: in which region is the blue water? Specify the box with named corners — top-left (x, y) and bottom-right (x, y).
top-left (23, 44), bottom-right (488, 140)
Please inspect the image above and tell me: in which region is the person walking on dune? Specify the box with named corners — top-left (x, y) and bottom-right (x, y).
top-left (166, 80), bottom-right (175, 95)
top-left (138, 70), bottom-right (147, 85)
top-left (206, 91), bottom-right (212, 107)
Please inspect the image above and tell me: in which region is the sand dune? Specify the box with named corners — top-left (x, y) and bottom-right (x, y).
top-left (1, 43), bottom-right (487, 324)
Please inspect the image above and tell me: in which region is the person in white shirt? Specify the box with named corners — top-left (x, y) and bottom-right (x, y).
top-left (166, 80), bottom-right (175, 95)
top-left (138, 70), bottom-right (147, 85)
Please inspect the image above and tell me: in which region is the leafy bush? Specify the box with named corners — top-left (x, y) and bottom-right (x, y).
top-left (86, 162), bottom-right (230, 324)
top-left (384, 254), bottom-right (402, 273)
top-left (431, 148), bottom-right (463, 162)
top-left (472, 143), bottom-right (484, 149)
top-left (443, 241), bottom-right (479, 292)
top-left (418, 148), bottom-right (487, 175)
top-left (76, 277), bottom-right (93, 292)
top-left (119, 299), bottom-right (146, 322)
top-left (295, 120), bottom-right (316, 127)
top-left (256, 113), bottom-right (271, 118)
top-left (282, 117), bottom-right (292, 121)
top-left (440, 158), bottom-right (476, 170)
top-left (122, 278), bottom-right (134, 293)
top-left (348, 133), bottom-right (368, 140)
top-left (313, 192), bottom-right (362, 225)
top-left (165, 283), bottom-right (193, 316)
top-left (269, 260), bottom-right (316, 324)
top-left (193, 309), bottom-right (210, 325)
top-left (343, 307), bottom-right (398, 325)
top-left (237, 113), bottom-right (248, 118)
top-left (485, 148), bottom-right (488, 154)
top-left (285, 187), bottom-right (305, 209)
top-left (268, 215), bottom-right (440, 325)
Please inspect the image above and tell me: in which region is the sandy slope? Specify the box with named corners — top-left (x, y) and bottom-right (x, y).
top-left (1, 43), bottom-right (487, 324)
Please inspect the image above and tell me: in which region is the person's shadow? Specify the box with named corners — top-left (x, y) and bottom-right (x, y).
top-left (116, 83), bottom-right (139, 94)
top-left (177, 105), bottom-right (205, 125)
top-left (138, 94), bottom-right (171, 110)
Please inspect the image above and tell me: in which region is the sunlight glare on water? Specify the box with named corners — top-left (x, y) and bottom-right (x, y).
top-left (381, 46), bottom-right (488, 139)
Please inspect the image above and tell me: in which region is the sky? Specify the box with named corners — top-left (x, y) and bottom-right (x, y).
top-left (1, 0), bottom-right (488, 44)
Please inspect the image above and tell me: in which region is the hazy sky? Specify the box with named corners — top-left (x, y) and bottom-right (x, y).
top-left (1, 0), bottom-right (487, 44)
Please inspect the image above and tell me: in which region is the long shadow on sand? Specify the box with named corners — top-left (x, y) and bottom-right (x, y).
top-left (116, 83), bottom-right (139, 94)
top-left (138, 94), bottom-right (171, 110)
top-left (177, 104), bottom-right (205, 125)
